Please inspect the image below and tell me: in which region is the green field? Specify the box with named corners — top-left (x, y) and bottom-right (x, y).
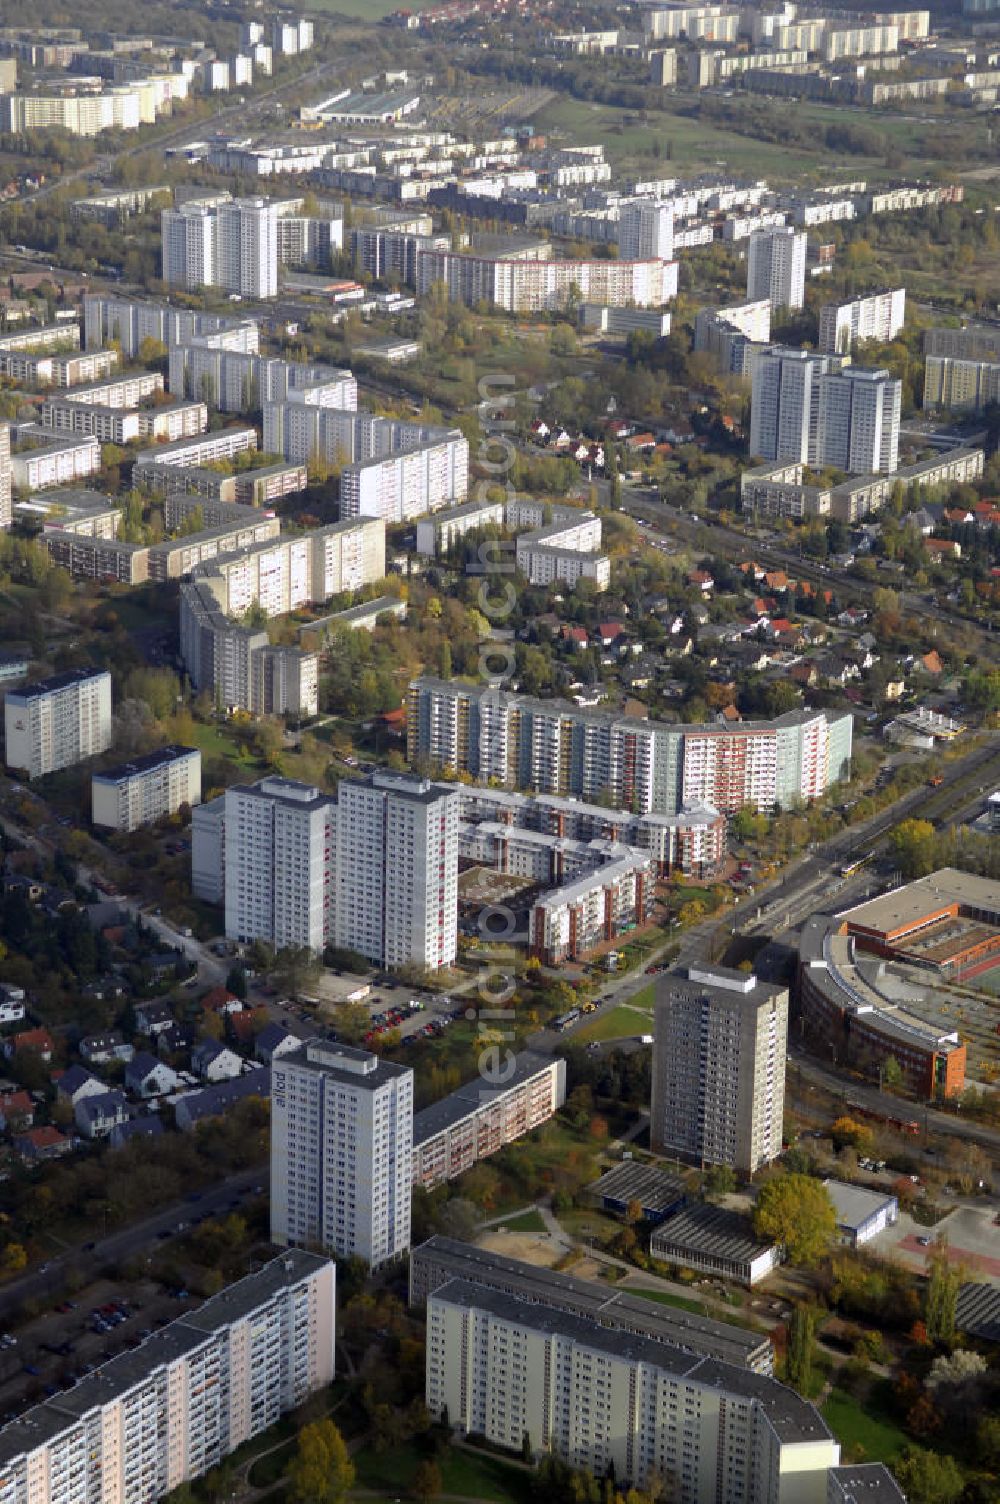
top-left (821, 1389), bottom-right (908, 1464)
top-left (355, 1442), bottom-right (532, 1504)
top-left (627, 1285), bottom-right (708, 1316)
top-left (529, 92), bottom-right (951, 183)
top-left (576, 991), bottom-right (654, 1044)
top-left (529, 96), bottom-right (840, 181)
top-left (305, 0), bottom-right (437, 17)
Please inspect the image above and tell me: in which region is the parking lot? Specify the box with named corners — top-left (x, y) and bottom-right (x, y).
top-left (360, 992), bottom-right (466, 1050)
top-left (871, 1201), bottom-right (1000, 1278)
top-left (0, 1276), bottom-right (200, 1424)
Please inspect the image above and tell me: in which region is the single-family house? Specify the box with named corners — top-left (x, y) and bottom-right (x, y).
top-left (55, 1065), bottom-right (107, 1108)
top-left (174, 1069), bottom-right (270, 1133)
top-left (75, 1090), bottom-right (129, 1141)
top-left (227, 1011), bottom-right (256, 1048)
top-left (109, 1116), bottom-right (164, 1150)
top-left (146, 951), bottom-right (184, 983)
top-left (908, 507), bottom-right (938, 536)
top-left (15, 1125), bottom-right (72, 1161)
top-left (788, 661), bottom-right (819, 689)
top-left (133, 1000), bottom-right (174, 1037)
top-left (125, 1052), bottom-right (179, 1099)
top-left (2, 1027), bottom-right (54, 1064)
top-left (79, 1031), bottom-right (134, 1066)
top-left (191, 1039), bottom-right (243, 1084)
top-left (817, 653), bottom-right (861, 687)
top-left (255, 1023), bottom-right (300, 1065)
top-left (597, 621), bottom-right (627, 648)
top-left (0, 985), bottom-right (26, 1026)
top-left (199, 986), bottom-right (243, 1017)
top-left (0, 1090), bottom-right (34, 1131)
top-left (157, 1023), bottom-right (195, 1059)
top-left (925, 537), bottom-right (961, 561)
top-left (560, 625), bottom-right (589, 651)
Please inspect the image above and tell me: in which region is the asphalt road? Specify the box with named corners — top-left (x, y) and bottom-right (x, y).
top-left (524, 735), bottom-right (1000, 1053)
top-left (790, 1045), bottom-right (1000, 1161)
top-left (0, 1166), bottom-right (267, 1325)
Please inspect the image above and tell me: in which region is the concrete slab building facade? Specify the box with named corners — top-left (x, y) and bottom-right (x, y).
top-left (651, 965), bottom-right (788, 1175)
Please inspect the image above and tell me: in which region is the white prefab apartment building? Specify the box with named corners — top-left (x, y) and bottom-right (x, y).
top-left (162, 197), bottom-right (283, 299)
top-left (199, 771), bottom-right (460, 969)
top-left (0, 422), bottom-right (10, 530)
top-left (746, 227), bottom-right (807, 311)
top-left (263, 405), bottom-right (469, 524)
top-left (618, 200), bottom-right (674, 261)
top-left (340, 437), bottom-right (469, 524)
top-left (11, 432), bottom-right (101, 491)
top-left (5, 667), bottom-right (112, 779)
top-left (818, 289), bottom-right (906, 354)
top-left (426, 1282), bottom-right (840, 1503)
top-left (83, 293), bottom-right (257, 361)
top-left (335, 771), bottom-right (459, 971)
top-left (182, 519), bottom-right (385, 618)
top-left (180, 580), bottom-right (319, 719)
top-left (169, 341), bottom-right (356, 414)
top-left (651, 965), bottom-right (788, 1175)
top-left (412, 1053), bottom-right (567, 1190)
top-left (271, 1039), bottom-right (413, 1267)
top-left (815, 366), bottom-right (901, 474)
top-left (515, 510), bottom-right (610, 592)
top-left (415, 248), bottom-right (678, 312)
top-left (749, 348), bottom-right (901, 473)
top-left (0, 1252), bottom-right (336, 1504)
top-left (91, 745), bottom-right (202, 832)
top-left (406, 678), bottom-right (853, 817)
top-left (224, 777), bottom-right (337, 953)
top-left (162, 196), bottom-right (341, 299)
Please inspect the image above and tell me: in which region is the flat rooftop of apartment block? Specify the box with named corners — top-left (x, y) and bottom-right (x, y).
top-left (656, 963), bottom-right (786, 1011)
top-left (0, 1251), bottom-right (329, 1468)
top-left (279, 1036), bottom-right (412, 1090)
top-left (412, 1236), bottom-right (770, 1369)
top-left (92, 745), bottom-right (199, 783)
top-left (7, 666), bottom-right (108, 701)
top-left (413, 1051), bottom-right (557, 1145)
top-left (431, 1278), bottom-right (828, 1445)
top-left (827, 1466), bottom-right (907, 1504)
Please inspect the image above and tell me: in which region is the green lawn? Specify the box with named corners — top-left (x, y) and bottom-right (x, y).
top-left (627, 1285), bottom-right (707, 1316)
top-left (491, 1208), bottom-right (547, 1234)
top-left (821, 1389), bottom-right (909, 1464)
top-left (529, 95), bottom-right (844, 181)
top-left (249, 1443), bottom-right (294, 1489)
top-left (576, 1002), bottom-right (653, 1044)
top-left (185, 719), bottom-right (251, 765)
top-left (354, 1443), bottom-right (532, 1504)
